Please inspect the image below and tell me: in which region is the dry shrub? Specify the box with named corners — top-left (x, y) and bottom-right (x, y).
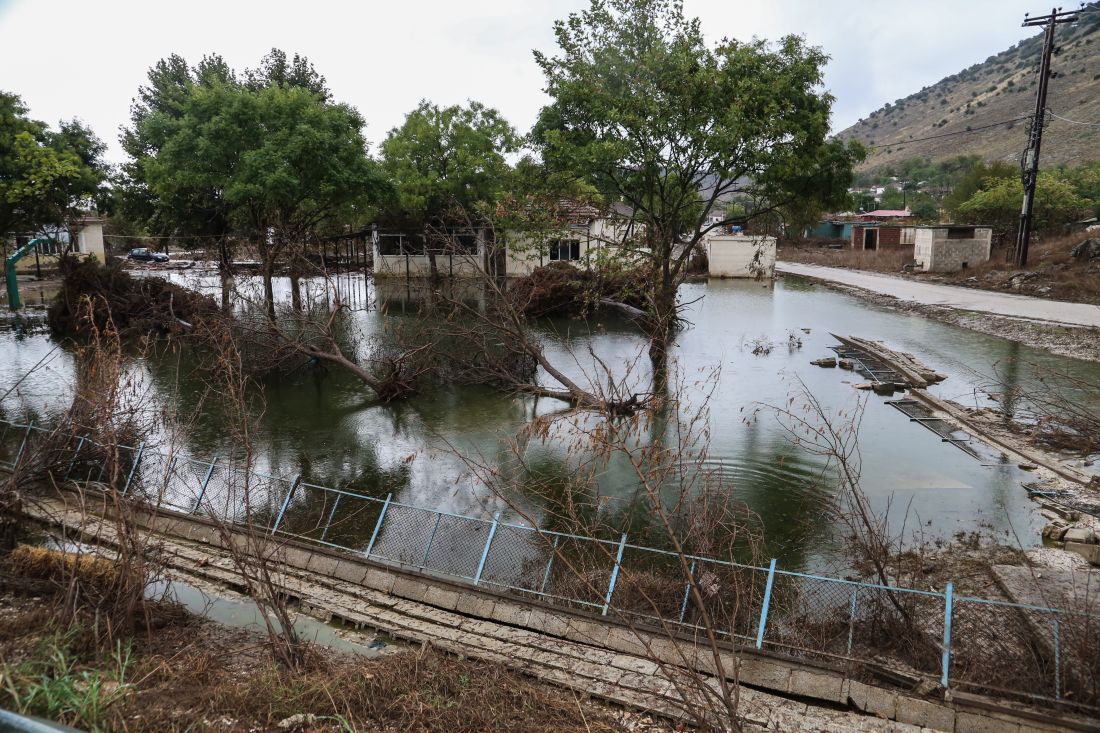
top-left (779, 241), bottom-right (912, 272)
top-left (508, 262), bottom-right (651, 318)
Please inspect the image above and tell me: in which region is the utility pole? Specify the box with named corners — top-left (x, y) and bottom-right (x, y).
top-left (1014, 6), bottom-right (1079, 267)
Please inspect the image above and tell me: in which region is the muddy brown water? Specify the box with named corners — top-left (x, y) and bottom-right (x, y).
top-left (4, 271), bottom-right (1099, 572)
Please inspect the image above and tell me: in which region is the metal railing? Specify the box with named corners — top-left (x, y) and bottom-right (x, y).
top-left (1, 417), bottom-right (1096, 710)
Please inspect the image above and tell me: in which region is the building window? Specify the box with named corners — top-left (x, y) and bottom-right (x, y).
top-left (549, 239), bottom-right (581, 261)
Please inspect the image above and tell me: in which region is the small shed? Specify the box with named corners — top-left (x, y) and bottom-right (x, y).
top-left (913, 226), bottom-right (992, 273)
top-left (705, 235), bottom-right (776, 278)
top-left (850, 224), bottom-right (915, 251)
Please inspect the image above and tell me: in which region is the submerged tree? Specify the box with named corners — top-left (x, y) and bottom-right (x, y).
top-left (121, 50), bottom-right (379, 315)
top-left (532, 0), bottom-right (863, 367)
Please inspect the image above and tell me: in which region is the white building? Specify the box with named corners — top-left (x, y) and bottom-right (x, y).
top-left (913, 226), bottom-right (992, 273)
top-left (704, 234), bottom-right (776, 278)
top-left (5, 216), bottom-right (106, 273)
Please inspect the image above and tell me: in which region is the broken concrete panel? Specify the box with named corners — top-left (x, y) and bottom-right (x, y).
top-left (391, 576), bottom-right (430, 602)
top-left (490, 602), bottom-right (532, 628)
top-left (454, 593), bottom-right (496, 618)
top-left (847, 679), bottom-right (897, 720)
top-left (566, 618), bottom-right (613, 647)
top-left (422, 584), bottom-right (461, 611)
top-left (789, 668), bottom-right (845, 703)
top-left (956, 710), bottom-right (1022, 733)
top-left (281, 546), bottom-right (314, 571)
top-left (332, 559), bottom-right (369, 585)
top-left (528, 608), bottom-right (570, 637)
top-left (1061, 527), bottom-right (1097, 545)
top-left (811, 357), bottom-right (837, 368)
top-left (738, 656), bottom-right (792, 693)
top-left (304, 552), bottom-right (341, 577)
top-left (894, 694), bottom-right (954, 731)
top-left (362, 566), bottom-right (396, 594)
top-left (1063, 541), bottom-right (1100, 566)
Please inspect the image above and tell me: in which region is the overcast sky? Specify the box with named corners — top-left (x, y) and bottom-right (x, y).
top-left (0, 0), bottom-right (1046, 164)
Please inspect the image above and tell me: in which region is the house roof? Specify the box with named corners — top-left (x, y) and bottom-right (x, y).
top-left (863, 209), bottom-right (912, 218)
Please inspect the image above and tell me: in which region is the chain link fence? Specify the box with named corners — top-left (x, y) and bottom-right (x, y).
top-left (1, 418), bottom-right (1097, 711)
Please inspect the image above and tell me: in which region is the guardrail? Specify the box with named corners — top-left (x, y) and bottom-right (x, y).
top-left (1, 417), bottom-right (1096, 710)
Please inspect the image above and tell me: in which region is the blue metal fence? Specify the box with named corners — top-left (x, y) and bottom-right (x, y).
top-left (1, 417), bottom-right (1096, 710)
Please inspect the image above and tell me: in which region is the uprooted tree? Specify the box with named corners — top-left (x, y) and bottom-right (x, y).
top-left (531, 0), bottom-right (863, 368)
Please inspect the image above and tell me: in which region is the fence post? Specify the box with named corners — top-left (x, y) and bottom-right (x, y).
top-left (602, 533), bottom-right (628, 616)
top-left (539, 535), bottom-right (560, 595)
top-left (64, 436), bottom-right (86, 481)
top-left (193, 456), bottom-right (218, 513)
top-left (270, 475), bottom-right (301, 535)
top-left (847, 587), bottom-right (858, 656)
top-left (122, 442), bottom-right (145, 495)
top-left (755, 558), bottom-right (778, 649)
top-left (14, 422), bottom-right (33, 465)
top-left (365, 494), bottom-right (392, 558)
top-left (420, 512), bottom-right (443, 568)
top-left (320, 492), bottom-right (342, 542)
top-left (1053, 616), bottom-right (1061, 699)
top-left (941, 582), bottom-right (954, 689)
top-left (679, 560), bottom-right (697, 624)
top-left (474, 512), bottom-right (501, 586)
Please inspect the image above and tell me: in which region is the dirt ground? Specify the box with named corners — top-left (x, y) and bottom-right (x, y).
top-left (0, 584), bottom-right (670, 733)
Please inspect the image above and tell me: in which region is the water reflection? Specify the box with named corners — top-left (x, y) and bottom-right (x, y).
top-left (3, 273), bottom-right (1096, 571)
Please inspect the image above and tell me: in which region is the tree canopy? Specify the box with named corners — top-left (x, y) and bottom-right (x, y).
top-left (531, 0), bottom-right (863, 359)
top-left (957, 173), bottom-right (1088, 234)
top-left (1, 92), bottom-right (109, 236)
top-left (379, 100), bottom-right (519, 231)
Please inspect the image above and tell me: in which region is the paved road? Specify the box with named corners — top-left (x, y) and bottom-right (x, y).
top-left (777, 262), bottom-right (1100, 328)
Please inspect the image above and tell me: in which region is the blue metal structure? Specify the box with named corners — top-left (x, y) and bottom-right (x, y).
top-left (0, 417), bottom-right (1094, 710)
top-left (5, 238), bottom-right (52, 311)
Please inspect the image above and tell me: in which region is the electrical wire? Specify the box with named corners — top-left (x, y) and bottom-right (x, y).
top-left (864, 115), bottom-right (1032, 150)
top-left (1048, 110), bottom-right (1100, 128)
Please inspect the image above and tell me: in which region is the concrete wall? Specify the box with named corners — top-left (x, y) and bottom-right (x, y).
top-left (503, 217), bottom-right (641, 277)
top-left (913, 227), bottom-right (992, 273)
top-left (706, 235), bottom-right (776, 278)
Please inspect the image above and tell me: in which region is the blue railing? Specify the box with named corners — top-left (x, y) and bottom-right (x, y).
top-left (1, 417), bottom-right (1096, 710)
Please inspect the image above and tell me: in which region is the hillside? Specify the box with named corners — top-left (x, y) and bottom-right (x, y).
top-left (838, 4), bottom-right (1100, 172)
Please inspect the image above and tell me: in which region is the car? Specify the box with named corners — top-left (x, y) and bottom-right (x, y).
top-left (128, 247), bottom-right (169, 263)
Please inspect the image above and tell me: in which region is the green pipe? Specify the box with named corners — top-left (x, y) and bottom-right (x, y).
top-left (5, 238), bottom-right (51, 311)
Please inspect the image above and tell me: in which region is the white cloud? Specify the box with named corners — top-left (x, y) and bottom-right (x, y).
top-left (0, 0), bottom-right (1044, 163)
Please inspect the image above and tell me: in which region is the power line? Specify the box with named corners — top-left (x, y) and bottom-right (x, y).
top-left (864, 115), bottom-right (1032, 150)
top-left (1048, 110), bottom-right (1100, 127)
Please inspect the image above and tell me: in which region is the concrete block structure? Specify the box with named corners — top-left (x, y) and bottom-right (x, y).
top-left (913, 226), bottom-right (992, 273)
top-left (705, 234), bottom-right (776, 277)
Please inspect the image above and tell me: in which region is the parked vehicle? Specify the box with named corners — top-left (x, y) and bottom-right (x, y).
top-left (128, 247), bottom-right (169, 263)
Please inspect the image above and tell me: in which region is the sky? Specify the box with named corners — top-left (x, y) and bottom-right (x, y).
top-left (0, 0), bottom-right (1049, 164)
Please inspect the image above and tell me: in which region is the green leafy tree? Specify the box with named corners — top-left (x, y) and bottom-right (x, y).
top-left (123, 52), bottom-right (378, 314)
top-left (942, 160), bottom-right (1015, 221)
top-left (1, 92), bottom-right (109, 239)
top-left (379, 100), bottom-right (519, 279)
top-left (957, 172), bottom-right (1088, 236)
top-left (532, 0), bottom-right (862, 366)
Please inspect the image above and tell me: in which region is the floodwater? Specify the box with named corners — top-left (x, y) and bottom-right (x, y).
top-left (4, 271), bottom-right (1098, 573)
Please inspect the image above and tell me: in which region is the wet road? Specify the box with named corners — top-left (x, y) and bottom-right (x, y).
top-left (776, 262), bottom-right (1100, 328)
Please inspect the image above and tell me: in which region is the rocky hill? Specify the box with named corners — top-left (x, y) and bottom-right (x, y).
top-left (837, 4), bottom-right (1100, 172)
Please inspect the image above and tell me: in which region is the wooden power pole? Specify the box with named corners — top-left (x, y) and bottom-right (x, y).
top-left (1014, 6), bottom-right (1080, 267)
